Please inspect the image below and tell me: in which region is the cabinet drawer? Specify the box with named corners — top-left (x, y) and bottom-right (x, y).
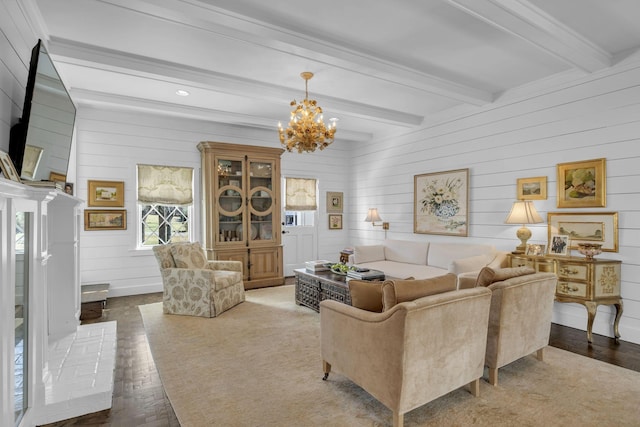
top-left (556, 262), bottom-right (588, 281)
top-left (535, 260), bottom-right (556, 273)
top-left (556, 281), bottom-right (588, 298)
top-left (510, 257), bottom-right (533, 268)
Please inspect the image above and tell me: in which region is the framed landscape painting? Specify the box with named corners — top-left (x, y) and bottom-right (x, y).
top-left (85, 209), bottom-right (127, 231)
top-left (547, 211), bottom-right (618, 252)
top-left (556, 158), bottom-right (606, 208)
top-left (517, 176), bottom-right (546, 200)
top-left (88, 180), bottom-right (125, 207)
top-left (414, 168), bottom-right (469, 236)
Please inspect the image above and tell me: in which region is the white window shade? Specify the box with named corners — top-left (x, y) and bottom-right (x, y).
top-left (137, 164), bottom-right (194, 205)
top-left (285, 177), bottom-right (317, 210)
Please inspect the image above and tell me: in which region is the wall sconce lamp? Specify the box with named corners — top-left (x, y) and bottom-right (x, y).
top-left (364, 208), bottom-right (389, 230)
top-left (504, 200), bottom-right (543, 254)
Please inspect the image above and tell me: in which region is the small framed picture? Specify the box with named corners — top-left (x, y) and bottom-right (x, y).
top-left (517, 176), bottom-right (547, 200)
top-left (548, 234), bottom-right (569, 256)
top-left (0, 150), bottom-right (21, 182)
top-left (84, 209), bottom-right (127, 231)
top-left (328, 214), bottom-right (342, 230)
top-left (64, 182), bottom-right (74, 195)
top-left (88, 180), bottom-right (125, 207)
top-left (326, 191), bottom-right (343, 213)
top-left (525, 244), bottom-right (545, 256)
top-left (49, 171), bottom-right (67, 182)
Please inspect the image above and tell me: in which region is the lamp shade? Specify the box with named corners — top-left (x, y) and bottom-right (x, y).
top-left (505, 201), bottom-right (543, 225)
top-left (364, 208), bottom-right (382, 223)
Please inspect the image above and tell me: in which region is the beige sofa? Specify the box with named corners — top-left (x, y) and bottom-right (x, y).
top-left (348, 239), bottom-right (507, 286)
top-left (320, 287), bottom-right (492, 427)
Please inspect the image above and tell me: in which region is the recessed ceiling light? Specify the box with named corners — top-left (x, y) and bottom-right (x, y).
top-left (175, 89), bottom-right (190, 97)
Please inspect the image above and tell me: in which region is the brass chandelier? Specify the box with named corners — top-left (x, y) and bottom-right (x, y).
top-left (278, 72), bottom-right (337, 153)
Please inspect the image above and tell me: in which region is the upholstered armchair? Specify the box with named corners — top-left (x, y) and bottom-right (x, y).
top-left (320, 287), bottom-right (492, 427)
top-left (153, 242), bottom-right (245, 318)
top-left (482, 270), bottom-right (558, 385)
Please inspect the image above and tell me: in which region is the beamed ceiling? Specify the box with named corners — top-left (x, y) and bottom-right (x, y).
top-left (28, 0), bottom-right (640, 143)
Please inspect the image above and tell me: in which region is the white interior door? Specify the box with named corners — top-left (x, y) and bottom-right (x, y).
top-left (282, 211), bottom-right (317, 276)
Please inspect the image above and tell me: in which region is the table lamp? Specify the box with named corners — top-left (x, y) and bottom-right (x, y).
top-left (504, 200), bottom-right (543, 254)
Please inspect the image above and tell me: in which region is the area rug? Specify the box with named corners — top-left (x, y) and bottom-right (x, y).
top-left (140, 285), bottom-right (640, 426)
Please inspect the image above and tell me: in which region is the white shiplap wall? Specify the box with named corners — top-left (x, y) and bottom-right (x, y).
top-left (348, 56), bottom-right (640, 344)
top-left (75, 107), bottom-right (350, 296)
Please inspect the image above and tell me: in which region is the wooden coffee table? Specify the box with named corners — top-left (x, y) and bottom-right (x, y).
top-left (294, 268), bottom-right (352, 312)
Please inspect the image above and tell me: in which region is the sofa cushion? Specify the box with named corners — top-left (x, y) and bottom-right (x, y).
top-left (170, 242), bottom-right (208, 269)
top-left (352, 260), bottom-right (448, 281)
top-left (384, 239), bottom-right (429, 265)
top-left (476, 266), bottom-right (536, 287)
top-left (353, 245), bottom-right (385, 264)
top-left (381, 273), bottom-right (457, 311)
top-left (348, 280), bottom-right (383, 312)
top-left (448, 253), bottom-right (494, 275)
top-left (428, 243), bottom-right (495, 270)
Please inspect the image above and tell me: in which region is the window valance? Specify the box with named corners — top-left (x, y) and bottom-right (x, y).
top-left (285, 177), bottom-right (317, 210)
top-left (137, 164), bottom-right (194, 205)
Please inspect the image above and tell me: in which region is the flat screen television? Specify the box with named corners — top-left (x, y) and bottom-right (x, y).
top-left (9, 39), bottom-right (76, 182)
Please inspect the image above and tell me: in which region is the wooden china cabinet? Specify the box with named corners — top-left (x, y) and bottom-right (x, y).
top-left (198, 141), bottom-right (285, 289)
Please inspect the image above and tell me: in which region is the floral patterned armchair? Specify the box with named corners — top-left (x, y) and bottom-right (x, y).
top-left (153, 242), bottom-right (245, 317)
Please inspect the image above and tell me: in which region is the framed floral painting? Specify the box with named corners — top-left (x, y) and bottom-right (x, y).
top-left (414, 168), bottom-right (469, 236)
top-left (556, 158), bottom-right (606, 208)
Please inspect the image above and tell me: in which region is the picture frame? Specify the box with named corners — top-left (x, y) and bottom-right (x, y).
top-left (548, 234), bottom-right (570, 256)
top-left (517, 176), bottom-right (547, 200)
top-left (49, 171), bottom-right (67, 182)
top-left (525, 244), bottom-right (545, 256)
top-left (556, 158), bottom-right (606, 208)
top-left (21, 145), bottom-right (43, 180)
top-left (84, 209), bottom-right (127, 231)
top-left (414, 168), bottom-right (469, 236)
top-left (64, 182), bottom-right (74, 196)
top-left (0, 150), bottom-right (21, 182)
top-left (328, 214), bottom-right (342, 230)
top-left (547, 211), bottom-right (618, 252)
top-left (326, 191), bottom-right (343, 213)
top-left (88, 180), bottom-right (125, 207)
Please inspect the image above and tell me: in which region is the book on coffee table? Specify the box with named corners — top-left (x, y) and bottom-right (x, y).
top-left (347, 269), bottom-right (385, 281)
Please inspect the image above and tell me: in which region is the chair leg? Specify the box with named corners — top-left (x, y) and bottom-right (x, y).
top-left (322, 360), bottom-right (331, 380)
top-left (469, 378), bottom-right (480, 397)
top-left (488, 367), bottom-right (499, 386)
top-left (536, 347), bottom-right (545, 361)
top-left (393, 411), bottom-right (404, 427)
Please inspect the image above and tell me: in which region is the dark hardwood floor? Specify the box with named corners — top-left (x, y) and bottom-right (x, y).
top-left (40, 281), bottom-right (640, 426)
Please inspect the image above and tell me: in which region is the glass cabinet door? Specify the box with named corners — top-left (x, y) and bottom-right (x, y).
top-left (248, 160), bottom-right (274, 243)
top-left (216, 158), bottom-right (244, 243)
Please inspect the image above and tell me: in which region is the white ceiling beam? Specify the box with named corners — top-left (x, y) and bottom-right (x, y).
top-left (96, 0), bottom-right (493, 106)
top-left (445, 0), bottom-right (611, 72)
top-left (48, 37), bottom-right (423, 128)
top-left (71, 88), bottom-right (374, 142)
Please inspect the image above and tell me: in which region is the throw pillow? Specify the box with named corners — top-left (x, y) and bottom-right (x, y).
top-left (448, 254), bottom-right (493, 275)
top-left (475, 266), bottom-right (536, 287)
top-left (381, 273), bottom-right (457, 311)
top-left (170, 242), bottom-right (208, 269)
top-left (353, 245), bottom-right (385, 264)
top-left (348, 280), bottom-right (383, 312)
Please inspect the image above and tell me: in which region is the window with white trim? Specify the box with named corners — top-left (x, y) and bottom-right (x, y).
top-left (284, 177), bottom-right (317, 227)
top-left (137, 164), bottom-right (194, 247)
